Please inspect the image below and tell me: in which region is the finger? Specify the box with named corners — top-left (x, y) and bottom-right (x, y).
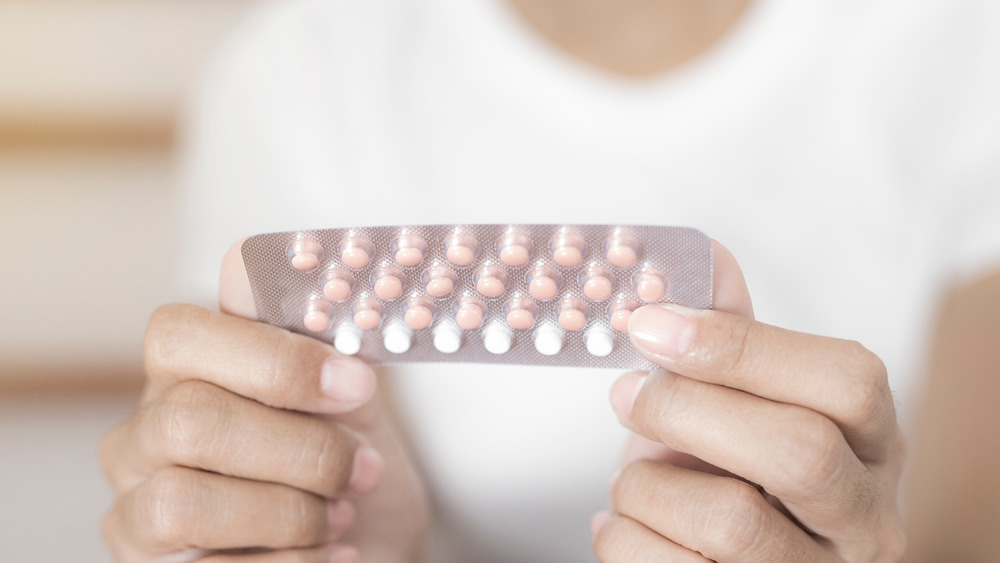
top-left (592, 512), bottom-right (712, 563)
top-left (106, 381), bottom-right (382, 497)
top-left (142, 303), bottom-right (376, 415)
top-left (627, 304), bottom-right (896, 462)
top-left (710, 239), bottom-right (754, 319)
top-left (106, 467), bottom-right (349, 555)
top-left (612, 459), bottom-right (834, 563)
top-left (197, 545), bottom-right (359, 563)
top-left (612, 369), bottom-right (880, 549)
top-left (220, 237), bottom-right (258, 320)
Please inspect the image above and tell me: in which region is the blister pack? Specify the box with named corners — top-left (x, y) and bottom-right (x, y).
top-left (241, 225), bottom-right (712, 369)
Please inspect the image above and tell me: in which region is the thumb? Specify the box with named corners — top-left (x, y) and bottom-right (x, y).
top-left (709, 239), bottom-right (753, 319)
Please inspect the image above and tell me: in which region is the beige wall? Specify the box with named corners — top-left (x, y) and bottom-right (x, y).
top-left (0, 2), bottom-right (252, 560)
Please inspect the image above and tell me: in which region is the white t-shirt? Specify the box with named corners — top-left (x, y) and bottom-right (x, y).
top-left (178, 0), bottom-right (1000, 560)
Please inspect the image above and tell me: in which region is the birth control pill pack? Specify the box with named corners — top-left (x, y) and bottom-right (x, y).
top-left (242, 225), bottom-right (712, 369)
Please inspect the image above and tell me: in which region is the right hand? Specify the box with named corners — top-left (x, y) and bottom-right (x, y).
top-left (100, 243), bottom-right (429, 562)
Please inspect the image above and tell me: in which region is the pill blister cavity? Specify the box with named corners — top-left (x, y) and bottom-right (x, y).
top-left (454, 296), bottom-right (486, 330)
top-left (580, 266), bottom-right (614, 302)
top-left (608, 299), bottom-right (640, 332)
top-left (556, 298), bottom-right (589, 332)
top-left (423, 266), bottom-right (458, 298)
top-left (334, 324), bottom-right (363, 355)
top-left (585, 326), bottom-right (615, 357)
top-left (371, 267), bottom-right (405, 301)
top-left (533, 323), bottom-right (565, 356)
top-left (321, 268), bottom-right (354, 302)
top-left (482, 322), bottom-right (514, 355)
top-left (526, 266), bottom-right (561, 301)
top-left (549, 231), bottom-right (586, 267)
top-left (605, 233), bottom-right (640, 268)
top-left (383, 322), bottom-right (413, 354)
top-left (504, 297), bottom-right (538, 330)
top-left (302, 299), bottom-right (334, 333)
top-left (403, 297), bottom-right (435, 330)
top-left (393, 234), bottom-right (427, 267)
top-left (352, 298), bottom-right (383, 330)
top-left (445, 232), bottom-right (479, 267)
top-left (634, 268), bottom-right (667, 303)
top-left (475, 265), bottom-right (508, 298)
top-left (339, 236), bottom-right (374, 269)
top-left (289, 237), bottom-right (322, 271)
top-left (497, 231), bottom-right (532, 267)
top-left (433, 323), bottom-right (463, 354)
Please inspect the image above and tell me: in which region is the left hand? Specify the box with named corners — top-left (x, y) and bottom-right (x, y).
top-left (592, 241), bottom-right (908, 562)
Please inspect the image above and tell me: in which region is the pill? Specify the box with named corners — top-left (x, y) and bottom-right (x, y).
top-left (334, 324), bottom-right (363, 355)
top-left (426, 277), bottom-right (453, 297)
top-left (533, 324), bottom-right (564, 356)
top-left (636, 273), bottom-right (666, 302)
top-left (395, 247), bottom-right (424, 266)
top-left (606, 235), bottom-right (640, 268)
top-left (342, 247), bottom-right (371, 269)
top-left (476, 275), bottom-right (505, 298)
top-left (585, 326), bottom-right (615, 357)
top-left (445, 233), bottom-right (478, 266)
top-left (610, 309), bottom-right (632, 332)
top-left (373, 273), bottom-right (404, 300)
top-left (433, 323), bottom-right (462, 354)
top-left (323, 278), bottom-right (352, 301)
top-left (291, 252), bottom-right (320, 271)
top-left (456, 304), bottom-right (484, 330)
top-left (289, 238), bottom-right (322, 271)
top-left (303, 310), bottom-right (331, 333)
top-left (404, 304), bottom-right (434, 330)
top-left (582, 274), bottom-right (613, 301)
top-left (482, 323), bottom-right (513, 355)
top-left (558, 309), bottom-right (587, 331)
top-left (499, 244), bottom-right (530, 266)
top-left (383, 323), bottom-right (413, 354)
top-left (354, 309), bottom-right (382, 330)
top-left (526, 266), bottom-right (560, 301)
top-left (506, 308), bottom-right (535, 330)
top-left (550, 233), bottom-right (585, 267)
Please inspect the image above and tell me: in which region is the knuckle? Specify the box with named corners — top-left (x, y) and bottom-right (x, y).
top-left (701, 479), bottom-right (767, 555)
top-left (592, 516), bottom-right (627, 562)
top-left (838, 341), bottom-right (892, 427)
top-left (99, 425), bottom-right (125, 483)
top-left (775, 414), bottom-right (846, 499)
top-left (259, 330), bottom-right (324, 399)
top-left (156, 381), bottom-right (228, 466)
top-left (880, 519), bottom-right (908, 562)
top-left (143, 304), bottom-right (204, 379)
top-left (637, 374), bottom-right (689, 443)
top-left (302, 421), bottom-right (356, 496)
top-left (135, 467), bottom-right (198, 546)
top-left (611, 459), bottom-right (654, 506)
top-left (275, 491), bottom-right (326, 546)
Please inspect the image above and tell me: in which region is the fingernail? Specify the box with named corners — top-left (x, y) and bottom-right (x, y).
top-left (629, 305), bottom-right (695, 359)
top-left (590, 511), bottom-right (612, 539)
top-left (321, 358), bottom-right (376, 405)
top-left (329, 545), bottom-right (360, 563)
top-left (326, 499), bottom-right (355, 535)
top-left (349, 446), bottom-right (384, 494)
top-left (610, 371), bottom-right (647, 419)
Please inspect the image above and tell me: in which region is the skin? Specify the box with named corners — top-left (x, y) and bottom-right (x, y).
top-left (101, 0), bottom-right (999, 560)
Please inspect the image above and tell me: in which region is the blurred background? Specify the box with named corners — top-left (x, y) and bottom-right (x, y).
top-left (1, 1), bottom-right (251, 559)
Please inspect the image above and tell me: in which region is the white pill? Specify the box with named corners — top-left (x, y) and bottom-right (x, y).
top-left (533, 324), bottom-right (564, 356)
top-left (433, 323), bottom-right (463, 354)
top-left (334, 324), bottom-right (363, 356)
top-left (383, 323), bottom-right (413, 354)
top-left (482, 323), bottom-right (513, 355)
top-left (585, 326), bottom-right (615, 357)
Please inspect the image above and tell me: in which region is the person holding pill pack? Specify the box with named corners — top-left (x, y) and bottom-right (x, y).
top-left (99, 0), bottom-right (1000, 561)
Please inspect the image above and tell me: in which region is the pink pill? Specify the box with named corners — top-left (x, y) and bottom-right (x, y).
top-left (607, 245), bottom-right (637, 268)
top-left (528, 275), bottom-right (559, 300)
top-left (354, 309), bottom-right (382, 330)
top-left (341, 247), bottom-right (371, 269)
top-left (583, 275), bottom-right (613, 301)
top-left (506, 308), bottom-right (535, 330)
top-left (291, 252), bottom-right (319, 271)
top-left (476, 276), bottom-right (506, 298)
top-left (558, 309), bottom-right (587, 332)
top-left (303, 311), bottom-right (331, 332)
top-left (499, 244), bottom-right (530, 267)
top-left (552, 246), bottom-right (583, 267)
top-left (373, 274), bottom-right (403, 300)
top-left (395, 247), bottom-right (424, 267)
top-left (636, 274), bottom-right (666, 302)
top-left (610, 309), bottom-right (632, 332)
top-left (323, 278), bottom-right (352, 302)
top-left (447, 244), bottom-right (476, 266)
top-left (405, 305), bottom-right (434, 330)
top-left (456, 305), bottom-right (484, 330)
top-left (426, 277), bottom-right (455, 297)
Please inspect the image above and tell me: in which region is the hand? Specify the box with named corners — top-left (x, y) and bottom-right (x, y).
top-left (100, 242), bottom-right (429, 562)
top-left (592, 242), bottom-right (908, 562)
